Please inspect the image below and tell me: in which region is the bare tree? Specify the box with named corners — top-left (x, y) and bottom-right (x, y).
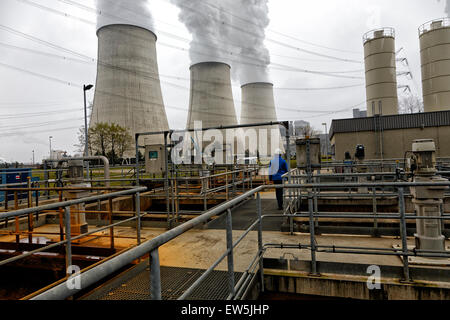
top-left (296, 124), bottom-right (320, 138)
top-left (399, 95), bottom-right (424, 114)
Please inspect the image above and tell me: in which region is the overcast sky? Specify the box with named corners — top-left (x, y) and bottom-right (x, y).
top-left (0, 0), bottom-right (446, 163)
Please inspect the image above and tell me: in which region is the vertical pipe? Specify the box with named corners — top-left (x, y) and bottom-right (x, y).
top-left (398, 187), bottom-right (411, 282)
top-left (65, 207), bottom-right (72, 275)
top-left (150, 249), bottom-right (162, 300)
top-left (257, 193), bottom-right (264, 293)
top-left (226, 209), bottom-right (236, 298)
top-left (308, 193), bottom-right (318, 275)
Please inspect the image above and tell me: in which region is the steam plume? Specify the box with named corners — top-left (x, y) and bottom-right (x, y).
top-left (170, 0), bottom-right (271, 84)
top-left (96, 0), bottom-right (154, 31)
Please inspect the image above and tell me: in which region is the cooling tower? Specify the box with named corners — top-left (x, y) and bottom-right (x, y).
top-left (187, 62), bottom-right (238, 129)
top-left (186, 62), bottom-right (240, 162)
top-left (419, 18), bottom-right (450, 112)
top-left (91, 24), bottom-right (169, 155)
top-left (363, 28), bottom-right (399, 117)
top-left (240, 82), bottom-right (282, 157)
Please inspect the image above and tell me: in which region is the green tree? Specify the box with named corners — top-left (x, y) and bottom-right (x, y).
top-left (77, 122), bottom-right (133, 164)
top-left (90, 123), bottom-right (111, 157)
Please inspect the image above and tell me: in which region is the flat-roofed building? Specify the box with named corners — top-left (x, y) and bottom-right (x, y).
top-left (330, 110), bottom-right (450, 161)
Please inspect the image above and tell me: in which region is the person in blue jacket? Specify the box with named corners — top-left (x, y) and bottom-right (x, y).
top-left (269, 148), bottom-right (288, 210)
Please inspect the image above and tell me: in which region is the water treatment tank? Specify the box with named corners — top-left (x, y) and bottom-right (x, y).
top-left (363, 28), bottom-right (399, 117)
top-left (419, 18), bottom-right (450, 112)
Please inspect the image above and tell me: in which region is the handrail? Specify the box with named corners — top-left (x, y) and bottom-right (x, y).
top-left (0, 187), bottom-right (146, 220)
top-left (29, 179), bottom-right (450, 300)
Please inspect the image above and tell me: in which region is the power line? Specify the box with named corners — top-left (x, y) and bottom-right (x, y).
top-left (185, 0), bottom-right (363, 55)
top-left (12, 0), bottom-right (365, 76)
top-left (0, 58), bottom-right (366, 120)
top-left (51, 0), bottom-right (363, 64)
top-left (0, 41), bottom-right (365, 88)
top-left (0, 108), bottom-right (82, 120)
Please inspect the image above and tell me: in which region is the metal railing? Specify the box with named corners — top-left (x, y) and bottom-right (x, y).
top-left (0, 186), bottom-right (146, 293)
top-left (419, 17), bottom-right (450, 35)
top-left (363, 27), bottom-right (395, 43)
top-left (28, 180), bottom-right (450, 300)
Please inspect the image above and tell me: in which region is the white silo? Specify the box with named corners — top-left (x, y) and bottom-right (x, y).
top-left (240, 82), bottom-right (281, 157)
top-left (363, 28), bottom-right (399, 117)
top-left (419, 18), bottom-right (450, 112)
top-left (91, 24), bottom-right (169, 155)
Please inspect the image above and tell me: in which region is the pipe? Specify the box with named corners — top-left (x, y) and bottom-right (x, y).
top-left (45, 156), bottom-right (110, 187)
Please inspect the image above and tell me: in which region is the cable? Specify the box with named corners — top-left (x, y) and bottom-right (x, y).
top-left (0, 61), bottom-right (82, 87)
top-left (182, 0), bottom-right (363, 55)
top-left (10, 0), bottom-right (365, 76)
top-left (0, 108), bottom-right (82, 120)
top-left (0, 125), bottom-right (81, 138)
top-left (51, 0), bottom-right (363, 64)
top-left (0, 57), bottom-right (366, 119)
top-left (0, 117), bottom-right (84, 131)
top-left (0, 41), bottom-right (365, 89)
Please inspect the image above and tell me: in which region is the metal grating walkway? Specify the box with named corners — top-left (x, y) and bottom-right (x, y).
top-left (86, 264), bottom-right (243, 300)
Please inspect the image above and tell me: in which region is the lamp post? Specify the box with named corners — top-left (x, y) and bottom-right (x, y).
top-left (83, 84), bottom-right (94, 181)
top-left (32, 150), bottom-right (35, 165)
top-left (322, 122), bottom-right (329, 158)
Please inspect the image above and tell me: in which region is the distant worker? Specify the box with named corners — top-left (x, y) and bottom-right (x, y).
top-left (269, 148), bottom-right (288, 210)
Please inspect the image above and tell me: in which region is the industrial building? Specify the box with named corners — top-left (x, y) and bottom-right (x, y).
top-left (330, 110), bottom-right (450, 160)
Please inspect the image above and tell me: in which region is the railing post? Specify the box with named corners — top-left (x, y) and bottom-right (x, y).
top-left (308, 192), bottom-right (318, 276)
top-left (372, 187), bottom-right (378, 236)
top-left (226, 209), bottom-right (236, 298)
top-left (135, 192), bottom-right (141, 245)
top-left (27, 177), bottom-right (33, 244)
top-left (398, 187), bottom-right (411, 282)
top-left (150, 249), bottom-right (162, 300)
top-left (257, 193), bottom-right (264, 293)
top-left (108, 197), bottom-right (114, 250)
top-left (14, 191), bottom-right (19, 244)
top-left (65, 207), bottom-right (72, 275)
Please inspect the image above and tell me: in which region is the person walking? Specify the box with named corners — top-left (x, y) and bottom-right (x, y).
top-left (269, 148), bottom-right (288, 210)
